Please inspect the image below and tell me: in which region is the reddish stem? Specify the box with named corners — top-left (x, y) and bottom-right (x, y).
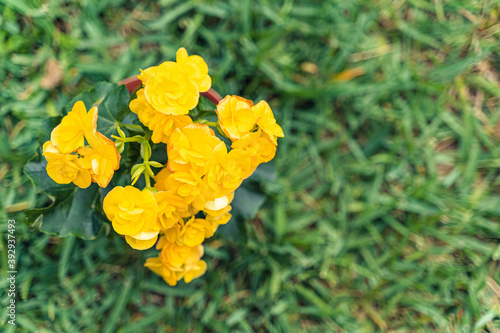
top-left (118, 76), bottom-right (223, 105)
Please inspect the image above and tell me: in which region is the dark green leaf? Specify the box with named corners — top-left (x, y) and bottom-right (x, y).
top-left (24, 157), bottom-right (105, 239)
top-left (26, 183), bottom-right (105, 239)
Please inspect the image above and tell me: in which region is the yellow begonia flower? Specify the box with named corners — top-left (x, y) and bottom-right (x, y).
top-left (180, 216), bottom-right (209, 247)
top-left (183, 260), bottom-right (207, 283)
top-left (137, 66), bottom-right (158, 86)
top-left (76, 132), bottom-right (120, 188)
top-left (103, 186), bottom-right (160, 248)
top-left (144, 257), bottom-right (183, 286)
top-left (216, 95), bottom-right (258, 141)
top-left (43, 141), bottom-right (92, 188)
top-left (204, 146), bottom-right (252, 199)
top-left (145, 239), bottom-right (205, 285)
top-left (130, 88), bottom-right (193, 144)
top-left (154, 190), bottom-right (189, 230)
top-left (176, 47), bottom-right (211, 93)
top-left (166, 170), bottom-right (208, 212)
top-left (252, 100), bottom-right (284, 145)
top-left (51, 101), bottom-right (97, 154)
top-left (45, 101), bottom-right (120, 189)
top-left (204, 212), bottom-right (232, 238)
top-left (159, 240), bottom-right (203, 269)
top-left (167, 124), bottom-right (222, 175)
top-left (129, 88), bottom-right (156, 127)
top-left (163, 223), bottom-right (181, 243)
top-left (153, 167), bottom-right (172, 192)
top-left (149, 113), bottom-right (193, 144)
top-left (231, 129), bottom-right (277, 175)
top-left (144, 61), bottom-right (199, 115)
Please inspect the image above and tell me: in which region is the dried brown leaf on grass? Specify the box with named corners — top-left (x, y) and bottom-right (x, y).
top-left (41, 58), bottom-right (63, 89)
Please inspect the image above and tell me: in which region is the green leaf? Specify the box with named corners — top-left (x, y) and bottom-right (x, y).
top-left (26, 183), bottom-right (105, 239)
top-left (24, 157), bottom-right (105, 239)
top-left (65, 82), bottom-right (131, 138)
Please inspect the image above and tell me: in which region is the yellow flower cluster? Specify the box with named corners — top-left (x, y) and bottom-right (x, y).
top-left (43, 101), bottom-right (120, 188)
top-left (43, 47), bottom-right (283, 286)
top-left (129, 47), bottom-right (210, 144)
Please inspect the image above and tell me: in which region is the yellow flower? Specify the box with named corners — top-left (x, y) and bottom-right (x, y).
top-left (46, 101), bottom-right (120, 188)
top-left (144, 61), bottom-right (199, 115)
top-left (137, 66), bottom-right (158, 86)
top-left (42, 141), bottom-right (91, 188)
top-left (166, 170), bottom-right (208, 212)
top-left (163, 223), bottom-right (181, 243)
top-left (204, 192), bottom-right (234, 216)
top-left (129, 88), bottom-right (157, 127)
top-left (148, 113), bottom-right (193, 144)
top-left (159, 239), bottom-right (203, 269)
top-left (76, 132), bottom-right (121, 188)
top-left (146, 240), bottom-right (205, 285)
top-left (183, 260), bottom-right (207, 283)
top-left (176, 47), bottom-right (211, 93)
top-left (130, 88), bottom-right (193, 143)
top-left (204, 146), bottom-right (252, 199)
top-left (216, 95), bottom-right (258, 141)
top-left (180, 216), bottom-right (208, 247)
top-left (144, 257), bottom-right (183, 286)
top-left (232, 129), bottom-right (277, 174)
top-left (153, 167), bottom-right (172, 191)
top-left (205, 212), bottom-right (232, 238)
top-left (167, 123), bottom-right (222, 175)
top-left (51, 101), bottom-right (97, 154)
top-left (252, 100), bottom-right (284, 145)
top-left (154, 190), bottom-right (189, 230)
top-left (103, 186), bottom-right (160, 246)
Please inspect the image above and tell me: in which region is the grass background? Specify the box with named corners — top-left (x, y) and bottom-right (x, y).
top-left (2, 0), bottom-right (500, 331)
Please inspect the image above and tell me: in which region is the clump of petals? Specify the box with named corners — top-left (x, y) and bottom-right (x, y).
top-left (216, 95), bottom-right (258, 141)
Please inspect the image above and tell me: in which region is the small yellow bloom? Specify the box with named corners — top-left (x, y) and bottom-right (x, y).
top-left (159, 240), bottom-right (203, 269)
top-left (51, 101), bottom-right (97, 154)
top-left (45, 101), bottom-right (120, 189)
top-left (154, 167), bottom-right (172, 191)
top-left (130, 88), bottom-right (193, 143)
top-left (252, 100), bottom-right (284, 145)
top-left (103, 186), bottom-right (160, 243)
top-left (77, 132), bottom-right (121, 188)
top-left (144, 257), bottom-right (183, 286)
top-left (176, 47), bottom-right (211, 93)
top-left (154, 190), bottom-right (189, 230)
top-left (163, 223), bottom-right (181, 243)
top-left (183, 260), bottom-right (207, 283)
top-left (148, 113), bottom-right (193, 144)
top-left (232, 130), bottom-right (277, 174)
top-left (43, 141), bottom-right (91, 188)
top-left (205, 212), bottom-right (232, 238)
top-left (129, 88), bottom-right (157, 127)
top-left (216, 95), bottom-right (258, 141)
top-left (180, 216), bottom-right (208, 247)
top-left (144, 61), bottom-right (199, 115)
top-left (137, 66), bottom-right (158, 86)
top-left (166, 170), bottom-right (208, 212)
top-left (204, 147), bottom-right (252, 198)
top-left (167, 123), bottom-right (222, 175)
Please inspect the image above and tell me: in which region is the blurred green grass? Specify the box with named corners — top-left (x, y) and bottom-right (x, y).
top-left (2, 0), bottom-right (500, 331)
